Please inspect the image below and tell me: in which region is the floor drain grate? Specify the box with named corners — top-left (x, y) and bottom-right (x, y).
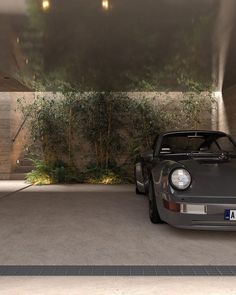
top-left (0, 266), bottom-right (236, 276)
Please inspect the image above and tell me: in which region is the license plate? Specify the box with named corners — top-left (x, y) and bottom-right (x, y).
top-left (225, 210), bottom-right (236, 221)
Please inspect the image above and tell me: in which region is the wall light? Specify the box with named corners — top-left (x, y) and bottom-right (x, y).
top-left (102, 0), bottom-right (110, 11)
top-left (42, 0), bottom-right (50, 11)
top-left (212, 91), bottom-right (229, 133)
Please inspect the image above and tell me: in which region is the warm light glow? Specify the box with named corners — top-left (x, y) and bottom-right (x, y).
top-left (213, 0), bottom-right (235, 91)
top-left (102, 0), bottom-right (109, 11)
top-left (212, 91), bottom-right (229, 133)
top-left (42, 0), bottom-right (50, 11)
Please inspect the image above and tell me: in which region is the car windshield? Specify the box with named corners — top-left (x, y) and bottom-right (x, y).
top-left (159, 133), bottom-right (236, 155)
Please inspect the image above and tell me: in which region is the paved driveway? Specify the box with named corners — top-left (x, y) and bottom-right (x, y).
top-left (0, 182), bottom-right (236, 265)
top-left (0, 277), bottom-right (236, 295)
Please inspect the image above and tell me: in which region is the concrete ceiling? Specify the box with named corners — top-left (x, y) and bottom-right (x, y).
top-left (0, 0), bottom-right (235, 91)
top-left (0, 0), bottom-right (26, 15)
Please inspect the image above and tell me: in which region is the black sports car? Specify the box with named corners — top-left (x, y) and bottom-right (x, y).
top-left (135, 130), bottom-right (236, 230)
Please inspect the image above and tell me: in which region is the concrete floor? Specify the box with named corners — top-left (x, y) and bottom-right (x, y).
top-left (0, 180), bottom-right (30, 198)
top-left (0, 181), bottom-right (236, 265)
top-left (1, 277), bottom-right (236, 295)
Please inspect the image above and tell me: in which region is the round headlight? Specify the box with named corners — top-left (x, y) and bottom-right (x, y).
top-left (170, 168), bottom-right (191, 190)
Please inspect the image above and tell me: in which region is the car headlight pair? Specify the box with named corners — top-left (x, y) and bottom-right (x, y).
top-left (170, 168), bottom-right (191, 190)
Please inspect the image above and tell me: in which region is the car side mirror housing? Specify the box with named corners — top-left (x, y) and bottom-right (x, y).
top-left (142, 150), bottom-right (154, 162)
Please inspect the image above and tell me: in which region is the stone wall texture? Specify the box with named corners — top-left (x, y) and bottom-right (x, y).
top-left (0, 91), bottom-right (213, 180)
top-left (0, 92), bottom-right (34, 179)
top-left (222, 86), bottom-right (236, 138)
top-left (0, 93), bottom-right (12, 179)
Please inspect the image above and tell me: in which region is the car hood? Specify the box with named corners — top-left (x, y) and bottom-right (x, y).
top-left (176, 157), bottom-right (236, 197)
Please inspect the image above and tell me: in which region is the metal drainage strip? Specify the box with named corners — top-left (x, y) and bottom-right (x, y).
top-left (0, 266), bottom-right (236, 276)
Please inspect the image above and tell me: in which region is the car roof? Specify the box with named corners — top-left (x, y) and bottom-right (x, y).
top-left (160, 130), bottom-right (228, 137)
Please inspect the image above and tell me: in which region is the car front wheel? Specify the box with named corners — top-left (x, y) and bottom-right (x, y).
top-left (148, 181), bottom-right (164, 224)
top-left (134, 163), bottom-right (145, 195)
top-left (136, 186), bottom-right (143, 195)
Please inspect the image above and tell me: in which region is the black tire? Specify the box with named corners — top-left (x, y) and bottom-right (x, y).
top-left (148, 181), bottom-right (164, 224)
top-left (134, 163), bottom-right (145, 195)
top-left (136, 186), bottom-right (143, 195)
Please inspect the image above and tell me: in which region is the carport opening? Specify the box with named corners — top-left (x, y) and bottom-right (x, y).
top-left (0, 0), bottom-right (236, 267)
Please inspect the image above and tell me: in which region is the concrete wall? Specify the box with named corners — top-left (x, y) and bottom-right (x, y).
top-left (222, 86), bottom-right (236, 137)
top-left (0, 91), bottom-right (213, 179)
top-left (0, 14), bottom-right (28, 86)
top-left (129, 92), bottom-right (212, 130)
top-left (0, 92), bottom-right (33, 179)
top-left (10, 92), bottom-right (33, 171)
top-left (0, 93), bottom-right (12, 179)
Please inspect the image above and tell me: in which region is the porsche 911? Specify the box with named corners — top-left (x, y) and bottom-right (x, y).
top-left (135, 130), bottom-right (236, 230)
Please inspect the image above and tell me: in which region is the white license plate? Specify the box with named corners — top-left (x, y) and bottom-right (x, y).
top-left (225, 210), bottom-right (236, 221)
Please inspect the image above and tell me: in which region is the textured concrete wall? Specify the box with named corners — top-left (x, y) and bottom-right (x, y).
top-left (222, 86), bottom-right (236, 138)
top-left (0, 92), bottom-right (34, 179)
top-left (129, 92), bottom-right (212, 130)
top-left (0, 91), bottom-right (214, 179)
top-left (0, 15), bottom-right (27, 87)
top-left (10, 92), bottom-right (34, 172)
top-left (0, 93), bottom-right (12, 179)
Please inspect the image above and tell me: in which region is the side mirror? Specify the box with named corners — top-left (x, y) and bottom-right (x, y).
top-left (142, 150), bottom-right (154, 162)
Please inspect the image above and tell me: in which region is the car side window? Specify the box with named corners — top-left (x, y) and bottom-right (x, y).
top-left (215, 137), bottom-right (236, 152)
top-left (207, 141), bottom-right (220, 152)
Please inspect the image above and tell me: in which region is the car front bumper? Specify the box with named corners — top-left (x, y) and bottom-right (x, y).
top-left (158, 201), bottom-right (236, 230)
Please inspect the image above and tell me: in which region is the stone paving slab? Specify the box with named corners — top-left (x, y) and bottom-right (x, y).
top-left (0, 180), bottom-right (30, 198)
top-left (0, 183), bottom-right (235, 265)
top-left (0, 277), bottom-right (235, 295)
